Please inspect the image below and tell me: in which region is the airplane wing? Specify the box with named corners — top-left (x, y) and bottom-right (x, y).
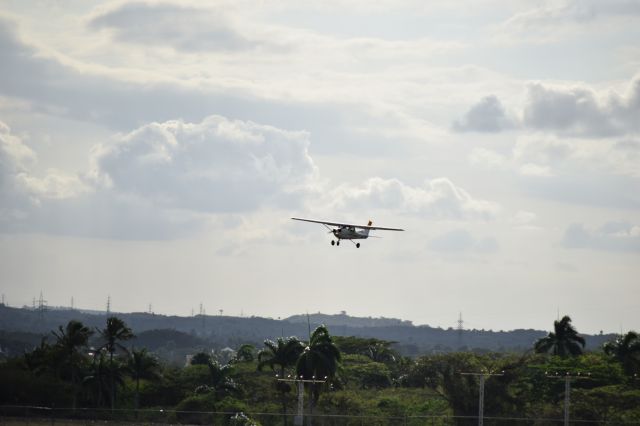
top-left (291, 218), bottom-right (404, 231)
top-left (360, 225), bottom-right (404, 231)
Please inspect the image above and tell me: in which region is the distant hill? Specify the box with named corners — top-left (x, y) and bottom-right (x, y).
top-left (286, 312), bottom-right (413, 328)
top-left (0, 305), bottom-right (615, 360)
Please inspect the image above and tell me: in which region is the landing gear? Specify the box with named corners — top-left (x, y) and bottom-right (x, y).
top-left (331, 240), bottom-right (335, 246)
top-left (337, 240), bottom-right (340, 246)
top-left (356, 243), bottom-right (360, 248)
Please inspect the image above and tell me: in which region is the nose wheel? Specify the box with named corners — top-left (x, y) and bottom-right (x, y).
top-left (331, 240), bottom-right (340, 246)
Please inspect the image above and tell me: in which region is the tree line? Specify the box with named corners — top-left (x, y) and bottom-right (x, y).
top-left (0, 315), bottom-right (639, 425)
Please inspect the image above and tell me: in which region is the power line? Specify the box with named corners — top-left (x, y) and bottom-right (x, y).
top-left (460, 370), bottom-right (504, 426)
top-left (276, 374), bottom-right (327, 426)
top-left (545, 371), bottom-right (591, 426)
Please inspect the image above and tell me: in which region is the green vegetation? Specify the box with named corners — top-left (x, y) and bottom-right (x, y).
top-left (534, 315), bottom-right (586, 357)
top-left (0, 315), bottom-right (639, 425)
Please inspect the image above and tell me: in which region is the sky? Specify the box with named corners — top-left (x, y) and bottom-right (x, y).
top-left (0, 0), bottom-right (639, 334)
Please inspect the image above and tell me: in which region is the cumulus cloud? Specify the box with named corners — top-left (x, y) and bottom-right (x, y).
top-left (0, 17), bottom-right (408, 157)
top-left (510, 210), bottom-right (539, 230)
top-left (452, 95), bottom-right (515, 133)
top-left (562, 222), bottom-right (640, 252)
top-left (88, 2), bottom-right (256, 52)
top-left (428, 228), bottom-right (499, 253)
top-left (457, 76), bottom-right (640, 137)
top-left (512, 135), bottom-right (640, 178)
top-left (1, 115), bottom-right (318, 239)
top-left (494, 0), bottom-right (640, 44)
top-left (0, 121), bottom-right (88, 212)
top-left (90, 115), bottom-right (317, 212)
top-left (327, 177), bottom-right (499, 220)
top-left (523, 79), bottom-right (640, 137)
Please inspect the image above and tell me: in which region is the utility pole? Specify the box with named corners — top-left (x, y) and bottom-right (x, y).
top-left (460, 370), bottom-right (504, 426)
top-left (546, 371), bottom-right (590, 426)
top-left (276, 374), bottom-right (326, 426)
top-left (106, 295), bottom-right (111, 316)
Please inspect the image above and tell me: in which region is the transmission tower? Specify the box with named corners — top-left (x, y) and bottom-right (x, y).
top-left (199, 303), bottom-right (206, 331)
top-left (37, 291), bottom-right (48, 321)
top-left (456, 312), bottom-right (464, 344)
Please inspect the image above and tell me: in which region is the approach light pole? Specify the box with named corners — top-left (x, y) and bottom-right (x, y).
top-left (276, 374), bottom-right (326, 426)
top-left (545, 371), bottom-right (590, 426)
top-left (460, 370), bottom-right (504, 426)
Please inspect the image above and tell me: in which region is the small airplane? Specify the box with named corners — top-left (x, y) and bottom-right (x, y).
top-left (291, 217), bottom-right (404, 248)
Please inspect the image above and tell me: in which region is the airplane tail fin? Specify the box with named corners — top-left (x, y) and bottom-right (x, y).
top-left (364, 220), bottom-right (373, 236)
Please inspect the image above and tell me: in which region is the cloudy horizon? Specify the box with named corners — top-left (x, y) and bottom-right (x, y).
top-left (1, 0), bottom-right (638, 334)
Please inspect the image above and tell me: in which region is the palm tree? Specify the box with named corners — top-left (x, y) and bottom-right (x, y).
top-left (258, 337), bottom-right (304, 425)
top-left (84, 350), bottom-right (110, 407)
top-left (98, 316), bottom-right (134, 408)
top-left (296, 325), bottom-right (341, 420)
top-left (534, 315), bottom-right (585, 357)
top-left (206, 360), bottom-right (237, 397)
top-left (365, 342), bottom-right (397, 364)
top-left (190, 351), bottom-right (213, 365)
top-left (52, 320), bottom-right (93, 409)
top-left (236, 344), bottom-right (256, 362)
top-left (24, 337), bottom-right (54, 376)
top-left (127, 348), bottom-right (160, 412)
top-left (603, 331), bottom-right (640, 376)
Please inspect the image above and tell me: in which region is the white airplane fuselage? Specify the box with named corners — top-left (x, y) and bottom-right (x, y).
top-left (333, 226), bottom-right (369, 240)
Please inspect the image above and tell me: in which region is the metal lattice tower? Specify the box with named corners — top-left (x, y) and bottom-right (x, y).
top-left (37, 291), bottom-right (48, 321)
top-left (457, 312), bottom-right (464, 343)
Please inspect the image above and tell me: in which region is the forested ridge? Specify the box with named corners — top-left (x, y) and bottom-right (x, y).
top-left (0, 308), bottom-right (639, 425)
top-left (0, 305), bottom-right (615, 359)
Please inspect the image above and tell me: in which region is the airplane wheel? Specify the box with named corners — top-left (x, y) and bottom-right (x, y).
top-left (337, 241), bottom-right (340, 246)
top-left (356, 243), bottom-right (360, 248)
top-left (331, 240), bottom-right (335, 246)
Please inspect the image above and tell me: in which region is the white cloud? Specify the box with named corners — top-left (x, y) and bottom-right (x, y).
top-left (428, 228), bottom-right (499, 253)
top-left (493, 0), bottom-right (640, 44)
top-left (90, 115), bottom-right (317, 212)
top-left (0, 115), bottom-right (318, 239)
top-left (512, 135), bottom-right (640, 178)
top-left (511, 210), bottom-right (537, 226)
top-left (468, 148), bottom-right (508, 169)
top-left (0, 121), bottom-right (88, 210)
top-left (88, 2), bottom-right (257, 52)
top-left (523, 79), bottom-right (640, 137)
top-left (562, 221), bottom-right (640, 252)
top-left (452, 95), bottom-right (515, 133)
top-left (457, 76), bottom-right (640, 138)
top-left (326, 177), bottom-right (500, 220)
